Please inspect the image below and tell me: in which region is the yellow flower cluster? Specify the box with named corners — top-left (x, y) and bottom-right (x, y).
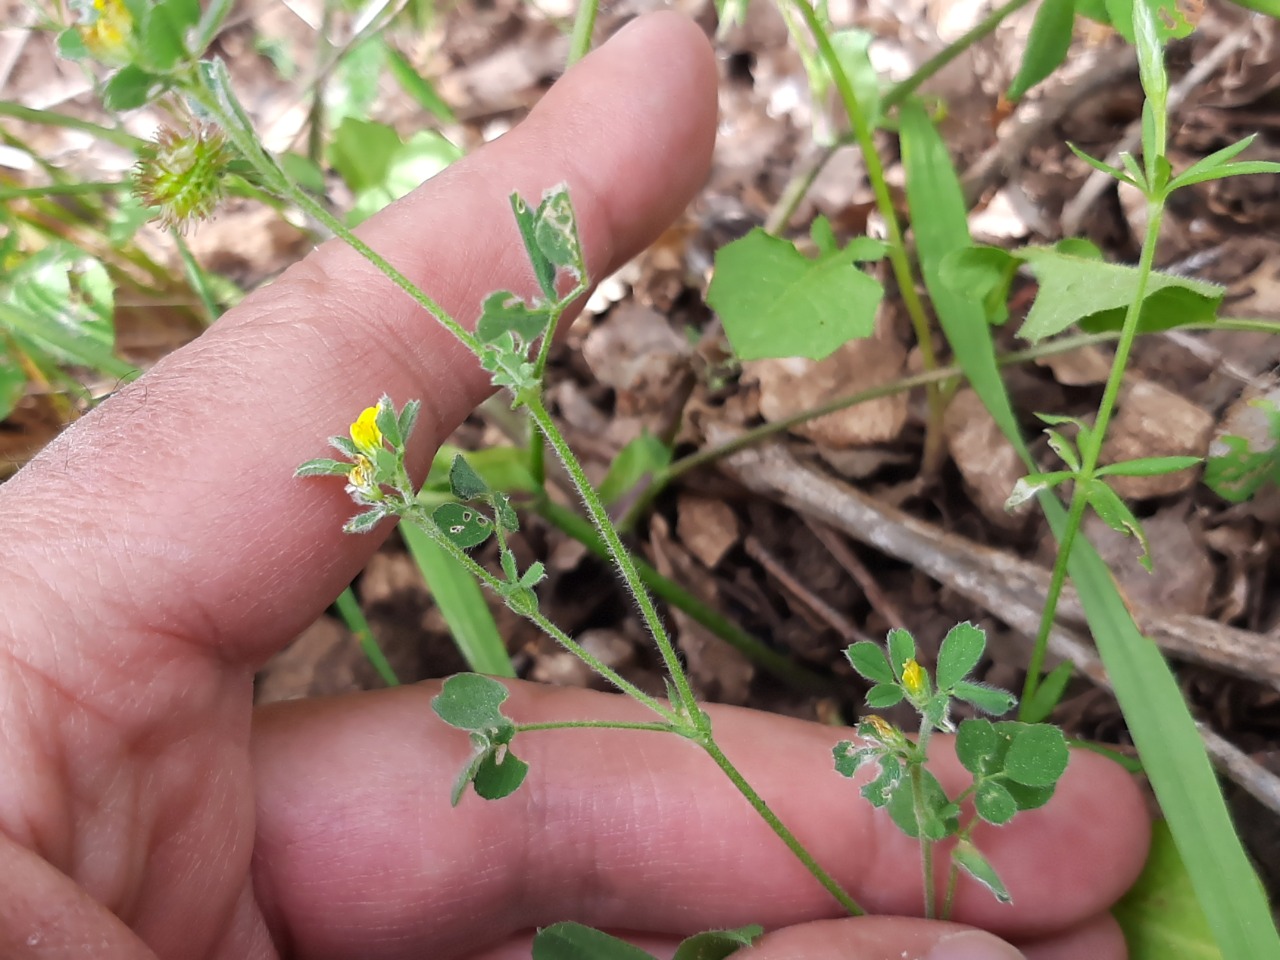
top-left (78, 0), bottom-right (133, 65)
top-left (350, 406), bottom-right (383, 453)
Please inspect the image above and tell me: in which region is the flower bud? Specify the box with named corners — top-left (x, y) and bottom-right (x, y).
top-left (75, 0), bottom-right (134, 66)
top-left (133, 123), bottom-right (232, 233)
top-left (902, 658), bottom-right (926, 698)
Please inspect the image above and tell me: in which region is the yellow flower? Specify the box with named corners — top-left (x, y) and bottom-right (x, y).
top-left (347, 455), bottom-right (375, 491)
top-left (902, 658), bottom-right (926, 697)
top-left (78, 0), bottom-right (134, 65)
top-left (350, 406), bottom-right (383, 453)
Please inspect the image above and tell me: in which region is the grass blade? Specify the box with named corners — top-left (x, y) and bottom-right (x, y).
top-left (401, 520), bottom-right (516, 678)
top-left (899, 101), bottom-right (1278, 958)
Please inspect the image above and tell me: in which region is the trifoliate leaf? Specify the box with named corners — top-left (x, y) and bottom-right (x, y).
top-left (708, 228), bottom-right (883, 361)
top-left (533, 922), bottom-right (657, 960)
top-left (432, 673), bottom-right (515, 735)
top-left (861, 754), bottom-right (903, 808)
top-left (473, 744), bottom-right (529, 800)
top-left (432, 502), bottom-right (494, 549)
top-left (955, 717), bottom-right (1000, 776)
top-left (887, 768), bottom-right (958, 840)
top-left (671, 926), bottom-right (763, 960)
top-left (534, 186), bottom-right (584, 281)
top-left (833, 740), bottom-right (882, 778)
top-left (476, 291), bottom-right (553, 346)
top-left (936, 622), bottom-right (987, 690)
top-left (886, 628), bottom-right (916, 677)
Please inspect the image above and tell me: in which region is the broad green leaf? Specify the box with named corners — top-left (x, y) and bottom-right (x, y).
top-left (1113, 821), bottom-right (1221, 960)
top-left (861, 754), bottom-right (903, 807)
top-left (103, 65), bottom-right (161, 111)
top-left (598, 433), bottom-right (672, 507)
top-left (401, 521), bottom-right (515, 678)
top-left (1007, 0), bottom-right (1075, 101)
top-left (449, 454), bottom-right (490, 500)
top-left (1021, 661), bottom-right (1075, 723)
top-left (953, 839), bottom-right (1012, 904)
top-left (1011, 247), bottom-right (1224, 342)
top-left (938, 246), bottom-right (1018, 326)
top-left (348, 129), bottom-right (461, 225)
top-left (833, 740), bottom-right (882, 778)
top-left (936, 622), bottom-right (986, 690)
top-left (886, 628), bottom-right (916, 676)
top-left (330, 118), bottom-right (402, 193)
top-left (327, 37), bottom-right (386, 127)
top-left (431, 503), bottom-right (493, 549)
top-left (533, 923), bottom-right (656, 960)
top-left (707, 228), bottom-right (882, 361)
top-left (473, 745), bottom-right (529, 800)
top-left (1095, 455), bottom-right (1200, 478)
top-left (1003, 724), bottom-right (1069, 787)
top-left (295, 458), bottom-right (353, 477)
top-left (476, 291), bottom-right (553, 347)
top-left (139, 0), bottom-right (198, 71)
top-left (887, 768), bottom-right (958, 840)
top-left (431, 673), bottom-right (514, 733)
top-left (1083, 478), bottom-right (1152, 571)
top-left (844, 641), bottom-right (895, 684)
top-left (1002, 778), bottom-right (1056, 812)
top-left (671, 926), bottom-right (763, 960)
top-left (865, 683), bottom-right (905, 708)
top-left (952, 681), bottom-right (1018, 716)
top-left (279, 152), bottom-right (326, 192)
top-left (974, 779), bottom-right (1018, 825)
top-left (56, 27), bottom-right (90, 60)
top-left (493, 493), bottom-right (519, 532)
top-left (534, 186), bottom-right (584, 279)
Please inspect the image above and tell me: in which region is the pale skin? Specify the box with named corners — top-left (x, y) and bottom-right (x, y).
top-left (0, 13), bottom-right (1149, 960)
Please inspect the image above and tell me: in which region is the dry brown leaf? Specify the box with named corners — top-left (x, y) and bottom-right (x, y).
top-left (944, 388), bottom-right (1031, 531)
top-left (676, 493), bottom-right (740, 569)
top-left (1100, 378), bottom-right (1213, 498)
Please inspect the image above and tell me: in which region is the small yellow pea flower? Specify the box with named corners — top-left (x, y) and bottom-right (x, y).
top-left (350, 406), bottom-right (383, 453)
top-left (864, 715), bottom-right (895, 741)
top-left (78, 0), bottom-right (134, 65)
top-left (347, 455), bottom-right (375, 491)
top-left (902, 658), bottom-right (926, 697)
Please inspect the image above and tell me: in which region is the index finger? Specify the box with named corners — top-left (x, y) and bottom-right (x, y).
top-left (2, 12), bottom-right (717, 664)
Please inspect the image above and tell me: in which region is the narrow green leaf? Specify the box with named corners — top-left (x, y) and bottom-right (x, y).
top-left (672, 926), bottom-right (764, 960)
top-left (384, 41), bottom-right (458, 124)
top-left (830, 29), bottom-right (881, 128)
top-left (397, 399), bottom-right (421, 442)
top-left (1021, 661), bottom-right (1074, 723)
top-left (953, 839), bottom-right (1012, 904)
top-left (1044, 429), bottom-right (1081, 472)
top-left (1170, 160), bottom-right (1280, 190)
top-left (1083, 478), bottom-right (1152, 571)
top-left (343, 508), bottom-right (386, 534)
top-left (936, 622), bottom-right (987, 690)
top-left (510, 193), bottom-right (557, 302)
top-left (0, 350), bottom-right (24, 419)
top-left (1007, 0), bottom-right (1075, 101)
top-left (1066, 142), bottom-right (1137, 185)
top-left (401, 521), bottom-right (515, 678)
top-left (533, 923), bottom-right (657, 960)
top-left (708, 228), bottom-right (882, 361)
top-left (1167, 134), bottom-right (1256, 189)
top-left (449, 454), bottom-right (490, 500)
top-left (1095, 455), bottom-right (1200, 478)
top-left (598, 433), bottom-right (672, 507)
top-left (451, 740), bottom-right (490, 807)
top-left (1005, 471), bottom-right (1074, 511)
top-left (374, 395), bottom-right (402, 448)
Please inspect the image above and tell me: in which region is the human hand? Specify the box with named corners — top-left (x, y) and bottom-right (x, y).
top-left (0, 13), bottom-right (1148, 959)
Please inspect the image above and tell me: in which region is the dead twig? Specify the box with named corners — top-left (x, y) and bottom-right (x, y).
top-left (803, 516), bottom-right (908, 631)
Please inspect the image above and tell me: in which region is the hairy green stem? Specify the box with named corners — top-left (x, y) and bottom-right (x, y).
top-left (526, 398), bottom-right (702, 720)
top-left (699, 735), bottom-right (865, 916)
top-left (911, 724), bottom-right (936, 918)
top-left (788, 0), bottom-right (946, 472)
top-left (1021, 201), bottom-right (1167, 714)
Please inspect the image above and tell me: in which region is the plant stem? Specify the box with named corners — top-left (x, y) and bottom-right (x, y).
top-left (699, 735), bottom-right (865, 916)
top-left (788, 0), bottom-right (946, 474)
top-left (1020, 201), bottom-right (1166, 715)
top-left (0, 181), bottom-right (123, 202)
top-left (335, 586), bottom-right (400, 686)
top-left (526, 397), bottom-right (703, 720)
top-left (567, 0), bottom-right (600, 66)
top-left (0, 100), bottom-right (144, 150)
top-left (881, 0), bottom-right (1036, 111)
top-left (516, 719), bottom-right (675, 734)
top-left (911, 723), bottom-right (937, 918)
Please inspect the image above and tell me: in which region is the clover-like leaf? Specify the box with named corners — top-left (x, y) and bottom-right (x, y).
top-left (1003, 779), bottom-right (1055, 812)
top-left (296, 457), bottom-right (355, 478)
top-left (343, 507), bottom-right (387, 535)
top-left (533, 922), bottom-right (657, 960)
top-left (936, 622), bottom-right (987, 690)
top-left (433, 502), bottom-right (494, 549)
top-left (449, 454), bottom-right (490, 500)
top-left (373, 394), bottom-right (403, 448)
top-left (1004, 723), bottom-right (1069, 788)
top-left (534, 186), bottom-right (584, 280)
top-left (861, 754), bottom-right (903, 808)
top-left (955, 717), bottom-right (1000, 776)
top-left (952, 680), bottom-right (1017, 717)
top-left (510, 192), bottom-right (557, 301)
top-left (845, 641), bottom-right (895, 684)
top-left (953, 839), bottom-right (1012, 904)
top-left (833, 740), bottom-right (882, 778)
top-left (397, 399), bottom-right (421, 443)
top-left (974, 780), bottom-right (1018, 825)
top-left (473, 744), bottom-right (529, 800)
top-left (432, 673), bottom-right (515, 735)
